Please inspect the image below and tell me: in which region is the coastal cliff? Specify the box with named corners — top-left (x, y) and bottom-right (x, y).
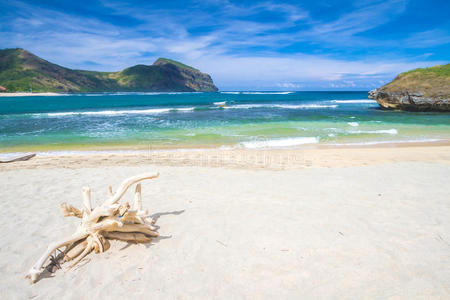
top-left (0, 48), bottom-right (218, 92)
top-left (368, 64), bottom-right (450, 111)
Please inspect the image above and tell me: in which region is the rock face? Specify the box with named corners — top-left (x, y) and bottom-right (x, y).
top-left (153, 58), bottom-right (217, 92)
top-left (368, 89), bottom-right (450, 111)
top-left (0, 48), bottom-right (218, 92)
top-left (368, 64), bottom-right (450, 112)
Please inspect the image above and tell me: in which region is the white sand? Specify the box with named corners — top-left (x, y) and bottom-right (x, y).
top-left (1, 161), bottom-right (449, 299)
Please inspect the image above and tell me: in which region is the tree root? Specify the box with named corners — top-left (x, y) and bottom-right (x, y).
top-left (25, 172), bottom-right (159, 284)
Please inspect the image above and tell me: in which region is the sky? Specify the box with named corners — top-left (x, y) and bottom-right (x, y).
top-left (0, 0), bottom-right (449, 90)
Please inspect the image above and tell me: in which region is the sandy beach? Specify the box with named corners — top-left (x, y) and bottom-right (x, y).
top-left (1, 145), bottom-right (449, 299)
top-left (1, 0), bottom-right (449, 298)
top-left (1, 142), bottom-right (449, 171)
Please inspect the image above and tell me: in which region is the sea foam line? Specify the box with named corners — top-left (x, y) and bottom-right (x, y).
top-left (332, 99), bottom-right (377, 104)
top-left (349, 129), bottom-right (398, 135)
top-left (330, 138), bottom-right (444, 146)
top-left (227, 104), bottom-right (337, 109)
top-left (0, 147), bottom-right (235, 159)
top-left (37, 107), bottom-right (196, 117)
top-left (0, 138), bottom-right (445, 159)
top-left (240, 137), bottom-right (319, 149)
top-left (65, 92), bottom-right (203, 96)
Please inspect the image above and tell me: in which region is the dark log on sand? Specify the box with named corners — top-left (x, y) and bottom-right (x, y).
top-left (0, 153), bottom-right (36, 163)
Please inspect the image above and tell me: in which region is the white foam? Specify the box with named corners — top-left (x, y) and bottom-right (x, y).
top-left (0, 150), bottom-right (149, 159)
top-left (176, 107), bottom-right (196, 112)
top-left (348, 122), bottom-right (359, 127)
top-left (228, 104), bottom-right (337, 109)
top-left (332, 99), bottom-right (377, 104)
top-left (0, 92), bottom-right (69, 97)
top-left (40, 107), bottom-right (195, 117)
top-left (1, 137), bottom-right (445, 159)
top-left (331, 138), bottom-right (443, 146)
top-left (225, 104), bottom-right (264, 109)
top-left (349, 129), bottom-right (398, 135)
top-left (0, 147), bottom-right (240, 158)
top-left (30, 102), bottom-right (339, 117)
top-left (274, 104), bottom-right (337, 109)
top-left (240, 137), bottom-right (319, 149)
top-left (80, 92), bottom-right (201, 96)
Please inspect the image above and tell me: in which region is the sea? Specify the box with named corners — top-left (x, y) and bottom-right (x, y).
top-left (1, 91), bottom-right (449, 155)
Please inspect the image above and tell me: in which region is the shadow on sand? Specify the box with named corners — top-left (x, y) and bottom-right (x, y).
top-left (119, 209), bottom-right (186, 250)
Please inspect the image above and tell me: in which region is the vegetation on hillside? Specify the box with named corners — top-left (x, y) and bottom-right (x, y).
top-left (0, 48), bottom-right (218, 92)
top-left (381, 64), bottom-right (450, 98)
top-left (153, 58), bottom-right (199, 71)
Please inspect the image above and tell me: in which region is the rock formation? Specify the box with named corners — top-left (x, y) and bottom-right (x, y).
top-left (368, 64), bottom-right (450, 111)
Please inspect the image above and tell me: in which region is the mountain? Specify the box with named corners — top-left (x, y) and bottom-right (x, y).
top-left (368, 64), bottom-right (450, 111)
top-left (0, 48), bottom-right (218, 92)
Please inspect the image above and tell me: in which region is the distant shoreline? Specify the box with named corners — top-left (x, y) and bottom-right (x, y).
top-left (0, 91), bottom-right (373, 97)
top-left (0, 92), bottom-right (62, 97)
top-left (0, 92), bottom-right (212, 97)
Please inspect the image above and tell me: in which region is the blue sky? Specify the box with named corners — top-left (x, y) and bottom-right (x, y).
top-left (0, 0), bottom-right (449, 90)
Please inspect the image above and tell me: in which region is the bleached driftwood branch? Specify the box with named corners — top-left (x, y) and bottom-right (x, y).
top-left (25, 172), bottom-right (159, 284)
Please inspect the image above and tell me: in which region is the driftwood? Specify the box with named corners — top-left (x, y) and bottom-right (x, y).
top-left (25, 172), bottom-right (159, 284)
top-left (0, 153), bottom-right (36, 163)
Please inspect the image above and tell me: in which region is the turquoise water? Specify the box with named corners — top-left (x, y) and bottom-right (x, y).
top-left (0, 91), bottom-right (449, 152)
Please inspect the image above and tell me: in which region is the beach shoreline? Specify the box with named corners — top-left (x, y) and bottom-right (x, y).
top-left (1, 138), bottom-right (449, 155)
top-left (1, 143), bottom-right (449, 171)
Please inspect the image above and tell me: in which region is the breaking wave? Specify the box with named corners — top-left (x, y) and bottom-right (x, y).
top-left (331, 99), bottom-right (377, 104)
top-left (349, 129), bottom-right (398, 135)
top-left (36, 107), bottom-right (196, 117)
top-left (227, 104), bottom-right (337, 109)
top-left (240, 137), bottom-right (319, 149)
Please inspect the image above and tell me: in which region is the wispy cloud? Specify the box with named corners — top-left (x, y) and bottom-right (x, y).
top-left (0, 0), bottom-right (448, 89)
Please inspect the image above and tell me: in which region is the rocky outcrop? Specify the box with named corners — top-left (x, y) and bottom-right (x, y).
top-left (368, 64), bottom-right (450, 112)
top-left (152, 58), bottom-right (218, 92)
top-left (368, 89), bottom-right (450, 111)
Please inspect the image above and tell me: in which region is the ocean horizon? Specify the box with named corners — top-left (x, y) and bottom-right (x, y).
top-left (1, 91), bottom-right (449, 154)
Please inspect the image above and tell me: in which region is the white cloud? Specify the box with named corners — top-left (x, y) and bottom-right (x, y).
top-left (1, 0), bottom-right (448, 90)
top-left (276, 82), bottom-right (304, 88)
top-left (187, 54), bottom-right (444, 89)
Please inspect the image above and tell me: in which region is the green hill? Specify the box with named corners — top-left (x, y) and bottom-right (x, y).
top-left (0, 48), bottom-right (218, 92)
top-left (381, 64), bottom-right (450, 98)
top-left (369, 64), bottom-right (450, 111)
